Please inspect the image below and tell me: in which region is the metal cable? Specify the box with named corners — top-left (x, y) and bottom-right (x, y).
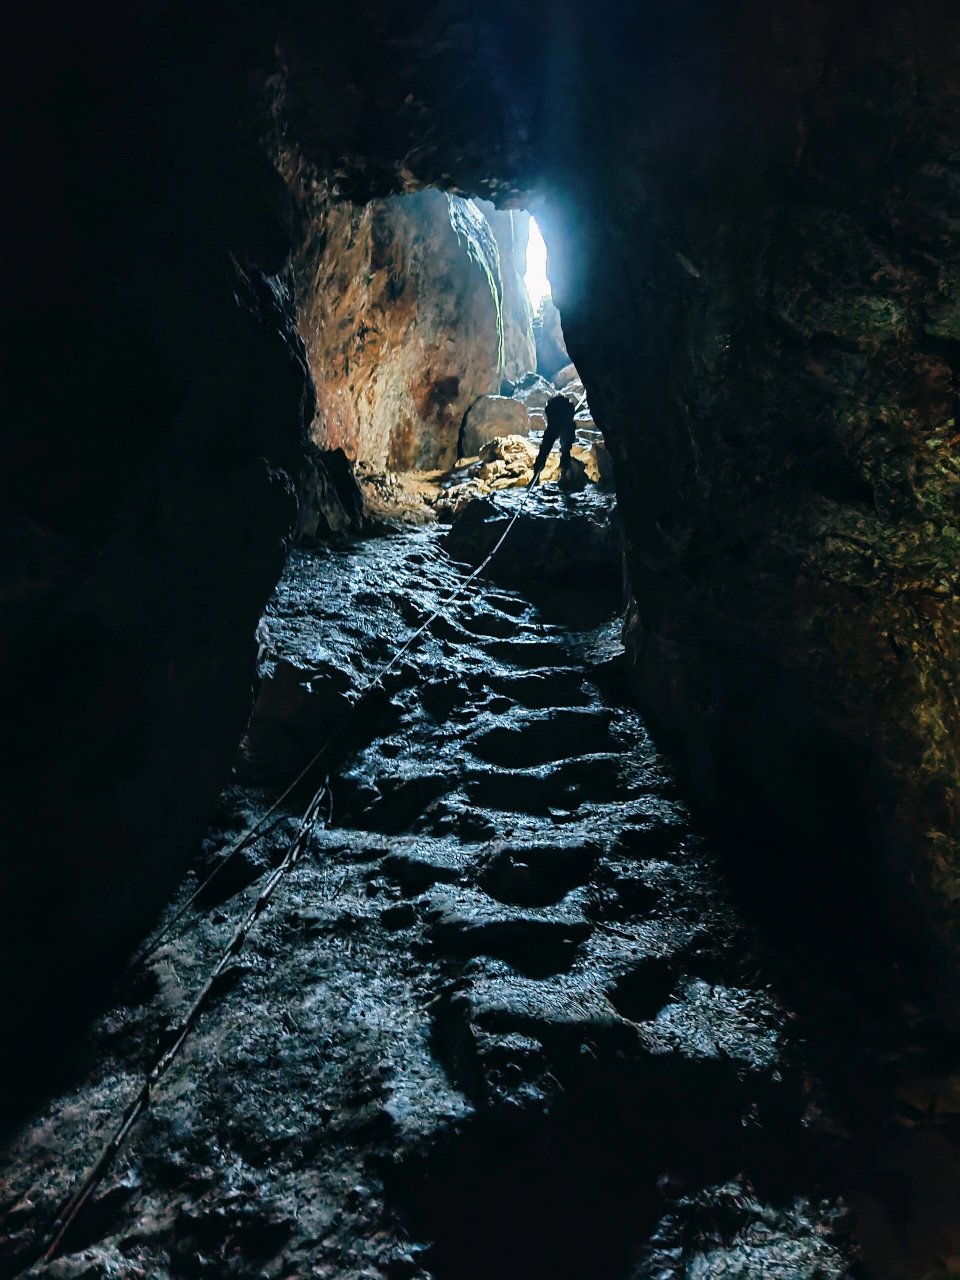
top-left (40, 478), bottom-right (538, 1262)
top-left (42, 783), bottom-right (330, 1263)
top-left (130, 479), bottom-right (537, 970)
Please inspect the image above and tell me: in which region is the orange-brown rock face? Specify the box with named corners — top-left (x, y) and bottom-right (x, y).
top-left (293, 189), bottom-right (535, 471)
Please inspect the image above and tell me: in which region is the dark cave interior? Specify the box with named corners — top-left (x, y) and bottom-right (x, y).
top-left (2, 2), bottom-right (960, 1277)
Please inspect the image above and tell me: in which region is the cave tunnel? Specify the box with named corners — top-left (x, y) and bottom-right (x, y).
top-left (3, 1), bottom-right (960, 1276)
top-left (524, 215), bottom-right (552, 312)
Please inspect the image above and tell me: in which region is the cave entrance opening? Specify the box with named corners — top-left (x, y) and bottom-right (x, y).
top-left (523, 215), bottom-right (551, 311)
top-left (291, 189), bottom-right (603, 519)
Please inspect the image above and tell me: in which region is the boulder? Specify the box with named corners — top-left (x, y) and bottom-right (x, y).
top-left (478, 435), bottom-right (536, 466)
top-left (511, 371), bottom-right (557, 410)
top-left (297, 445), bottom-right (366, 542)
top-left (459, 395), bottom-right (530, 458)
top-left (479, 434), bottom-right (538, 489)
top-left (444, 491), bottom-right (621, 588)
top-left (554, 362), bottom-right (580, 388)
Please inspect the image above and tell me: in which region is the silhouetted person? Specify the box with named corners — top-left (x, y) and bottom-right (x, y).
top-left (533, 394), bottom-right (577, 482)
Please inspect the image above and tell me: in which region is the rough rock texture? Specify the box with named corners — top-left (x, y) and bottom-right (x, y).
top-left (1, 4), bottom-right (320, 1113)
top-left (436, 429), bottom-right (608, 514)
top-left (510, 371), bottom-right (557, 410)
top-left (540, 2), bottom-right (960, 964)
top-left (270, 0), bottom-right (960, 962)
top-left (0, 523), bottom-right (858, 1280)
top-left (459, 395), bottom-right (530, 458)
top-left (296, 445), bottom-right (367, 542)
top-left (480, 203), bottom-right (537, 380)
top-left (8, 0), bottom-right (960, 1122)
top-left (445, 490), bottom-right (621, 588)
top-left (290, 186), bottom-right (534, 471)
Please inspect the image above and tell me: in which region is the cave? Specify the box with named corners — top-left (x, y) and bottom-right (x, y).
top-left (524, 216), bottom-right (552, 312)
top-left (3, 2), bottom-right (960, 1277)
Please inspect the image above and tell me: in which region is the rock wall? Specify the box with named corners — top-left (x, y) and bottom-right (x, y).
top-left (483, 203), bottom-right (538, 382)
top-left (0, 4), bottom-right (319, 1106)
top-left (291, 185), bottom-right (534, 471)
top-left (7, 0), bottom-right (960, 1082)
top-left (274, 0), bottom-right (960, 965)
top-left (540, 1), bottom-right (960, 964)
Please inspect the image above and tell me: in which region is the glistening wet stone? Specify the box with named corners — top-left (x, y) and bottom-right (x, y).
top-left (469, 707), bottom-right (614, 767)
top-left (0, 510), bottom-right (850, 1280)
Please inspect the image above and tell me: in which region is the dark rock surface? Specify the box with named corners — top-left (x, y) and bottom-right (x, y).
top-left (7, 0), bottom-right (960, 1163)
top-left (0, 3), bottom-right (319, 1112)
top-left (0, 524), bottom-right (862, 1279)
top-left (540, 3), bottom-right (960, 968)
top-left (458, 395), bottom-right (530, 459)
top-left (269, 0), bottom-right (960, 960)
top-left (297, 445), bottom-right (367, 542)
top-left (5, 518), bottom-right (959, 1278)
top-left (444, 488), bottom-right (622, 589)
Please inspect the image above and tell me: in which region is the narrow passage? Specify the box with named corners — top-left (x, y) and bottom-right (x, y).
top-left (2, 495), bottom-right (848, 1278)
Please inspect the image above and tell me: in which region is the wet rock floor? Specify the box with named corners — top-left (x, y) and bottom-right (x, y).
top-left (1, 493), bottom-right (957, 1279)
